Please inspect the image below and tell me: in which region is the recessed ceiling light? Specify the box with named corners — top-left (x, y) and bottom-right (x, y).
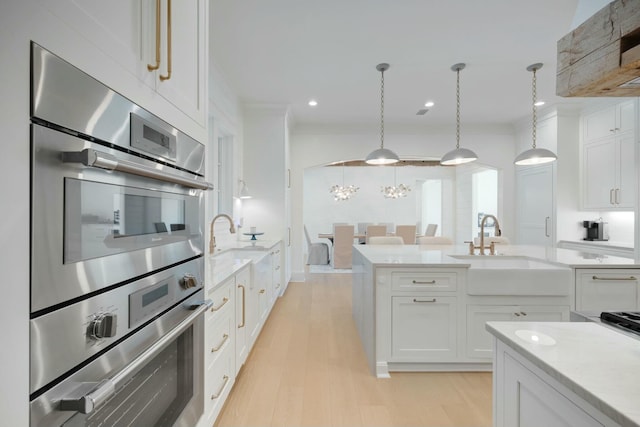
top-left (308, 99), bottom-right (318, 107)
top-left (534, 100), bottom-right (545, 106)
top-left (424, 101), bottom-right (435, 108)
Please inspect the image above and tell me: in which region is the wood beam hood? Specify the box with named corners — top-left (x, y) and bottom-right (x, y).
top-left (557, 0), bottom-right (640, 97)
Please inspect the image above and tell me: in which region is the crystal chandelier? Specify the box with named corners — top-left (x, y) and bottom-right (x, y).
top-left (329, 163), bottom-right (359, 201)
top-left (381, 166), bottom-right (411, 199)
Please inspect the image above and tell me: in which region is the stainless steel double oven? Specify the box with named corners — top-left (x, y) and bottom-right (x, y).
top-left (29, 43), bottom-right (212, 427)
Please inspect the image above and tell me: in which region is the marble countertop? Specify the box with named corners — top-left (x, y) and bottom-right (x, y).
top-left (487, 321), bottom-right (640, 427)
top-left (353, 244), bottom-right (640, 268)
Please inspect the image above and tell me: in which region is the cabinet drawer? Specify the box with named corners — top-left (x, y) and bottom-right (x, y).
top-left (575, 269), bottom-right (640, 311)
top-left (206, 309), bottom-right (233, 369)
top-left (207, 277), bottom-right (233, 322)
top-left (204, 344), bottom-right (234, 424)
top-left (391, 271), bottom-right (458, 292)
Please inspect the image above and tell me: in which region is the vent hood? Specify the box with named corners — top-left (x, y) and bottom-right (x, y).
top-left (557, 0), bottom-right (640, 97)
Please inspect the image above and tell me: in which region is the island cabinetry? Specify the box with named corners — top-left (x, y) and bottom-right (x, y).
top-left (494, 340), bottom-right (618, 427)
top-left (467, 304), bottom-right (569, 359)
top-left (375, 268), bottom-right (463, 374)
top-left (575, 268), bottom-right (640, 311)
top-left (391, 296), bottom-right (457, 360)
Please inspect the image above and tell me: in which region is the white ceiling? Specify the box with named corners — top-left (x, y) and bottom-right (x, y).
top-left (210, 0), bottom-right (588, 128)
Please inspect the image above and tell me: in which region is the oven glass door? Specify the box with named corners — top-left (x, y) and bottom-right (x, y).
top-left (60, 325), bottom-right (200, 427)
top-left (64, 178), bottom-right (199, 263)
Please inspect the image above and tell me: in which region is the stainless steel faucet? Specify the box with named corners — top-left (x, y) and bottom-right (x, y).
top-left (479, 214), bottom-right (502, 255)
top-left (209, 214), bottom-right (236, 254)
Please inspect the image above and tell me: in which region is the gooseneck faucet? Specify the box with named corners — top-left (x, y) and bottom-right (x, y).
top-left (209, 214), bottom-right (236, 254)
top-left (479, 214), bottom-right (502, 255)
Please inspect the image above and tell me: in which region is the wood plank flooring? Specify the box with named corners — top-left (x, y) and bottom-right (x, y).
top-left (214, 272), bottom-right (492, 427)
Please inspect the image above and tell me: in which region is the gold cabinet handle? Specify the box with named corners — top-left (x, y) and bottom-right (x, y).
top-left (211, 375), bottom-right (230, 399)
top-left (147, 0), bottom-right (161, 71)
top-left (520, 311), bottom-right (527, 316)
top-left (514, 312), bottom-right (521, 317)
top-left (159, 0), bottom-right (172, 81)
top-left (237, 284), bottom-right (245, 328)
top-left (412, 298), bottom-right (436, 303)
top-left (211, 334), bottom-right (229, 352)
top-left (259, 289), bottom-right (266, 294)
top-left (210, 297), bottom-right (229, 312)
top-left (275, 283), bottom-right (280, 289)
top-left (412, 280), bottom-right (436, 284)
top-left (592, 275), bottom-right (637, 281)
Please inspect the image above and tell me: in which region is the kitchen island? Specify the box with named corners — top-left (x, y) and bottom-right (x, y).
top-left (352, 244), bottom-right (639, 378)
top-left (488, 321), bottom-right (640, 427)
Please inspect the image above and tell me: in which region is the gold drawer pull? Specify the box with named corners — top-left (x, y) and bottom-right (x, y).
top-left (237, 285), bottom-right (245, 328)
top-left (592, 275), bottom-right (637, 281)
top-left (259, 289), bottom-right (266, 294)
top-left (211, 334), bottom-right (229, 352)
top-left (210, 297), bottom-right (229, 312)
top-left (275, 283), bottom-right (280, 289)
top-left (412, 280), bottom-right (436, 284)
top-left (275, 265), bottom-right (280, 271)
top-left (211, 375), bottom-right (230, 399)
top-left (413, 298), bottom-right (436, 303)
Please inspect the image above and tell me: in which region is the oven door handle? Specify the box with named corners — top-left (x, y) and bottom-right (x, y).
top-left (59, 299), bottom-right (213, 415)
top-left (62, 148), bottom-right (213, 190)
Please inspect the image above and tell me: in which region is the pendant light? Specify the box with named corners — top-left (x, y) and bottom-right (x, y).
top-left (365, 63), bottom-right (399, 165)
top-left (238, 180), bottom-right (252, 199)
top-left (381, 165), bottom-right (411, 199)
top-left (441, 63), bottom-right (478, 166)
top-left (329, 162), bottom-right (359, 201)
top-left (515, 63), bottom-right (557, 166)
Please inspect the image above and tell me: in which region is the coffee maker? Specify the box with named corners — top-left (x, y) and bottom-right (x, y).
top-left (583, 220), bottom-right (608, 241)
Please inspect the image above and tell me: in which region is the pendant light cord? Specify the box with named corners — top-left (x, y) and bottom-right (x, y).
top-left (456, 68), bottom-right (461, 150)
top-left (532, 68), bottom-right (537, 149)
top-left (380, 68), bottom-right (385, 149)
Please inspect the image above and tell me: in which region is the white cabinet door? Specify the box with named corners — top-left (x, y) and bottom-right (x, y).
top-left (583, 105), bottom-right (617, 141)
top-left (235, 270), bottom-right (250, 370)
top-left (516, 164), bottom-right (554, 245)
top-left (616, 100), bottom-right (635, 134)
top-left (44, 0), bottom-right (206, 127)
top-left (467, 305), bottom-right (515, 359)
top-left (391, 296), bottom-right (457, 361)
top-left (616, 132), bottom-right (635, 208)
top-left (154, 0), bottom-right (207, 125)
top-left (583, 139), bottom-right (617, 209)
top-left (467, 305), bottom-right (569, 359)
top-left (575, 270), bottom-right (640, 311)
top-left (502, 353), bottom-right (604, 427)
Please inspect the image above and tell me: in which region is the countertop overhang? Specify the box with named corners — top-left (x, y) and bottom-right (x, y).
top-left (353, 244), bottom-right (639, 268)
top-left (487, 321), bottom-right (640, 427)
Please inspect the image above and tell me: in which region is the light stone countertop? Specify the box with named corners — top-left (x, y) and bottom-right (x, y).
top-left (486, 321), bottom-right (640, 427)
top-left (206, 239), bottom-right (281, 289)
top-left (353, 244), bottom-right (639, 268)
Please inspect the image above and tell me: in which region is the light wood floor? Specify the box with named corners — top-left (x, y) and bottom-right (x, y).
top-left (215, 272), bottom-right (493, 427)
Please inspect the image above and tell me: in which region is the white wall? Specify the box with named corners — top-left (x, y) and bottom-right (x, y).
top-left (290, 124), bottom-right (517, 279)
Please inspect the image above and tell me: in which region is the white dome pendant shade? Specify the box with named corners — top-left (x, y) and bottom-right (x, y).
top-left (365, 63), bottom-right (399, 165)
top-left (515, 63), bottom-right (557, 166)
top-left (441, 63), bottom-right (478, 166)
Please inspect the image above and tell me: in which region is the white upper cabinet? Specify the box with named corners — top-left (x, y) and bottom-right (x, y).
top-left (583, 101), bottom-right (634, 142)
top-left (581, 100), bottom-right (636, 210)
top-left (44, 0), bottom-right (207, 129)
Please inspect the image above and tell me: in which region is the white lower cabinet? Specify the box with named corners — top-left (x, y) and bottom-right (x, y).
top-left (575, 269), bottom-right (640, 311)
top-left (467, 305), bottom-right (569, 359)
top-left (496, 345), bottom-right (610, 427)
top-left (235, 268), bottom-right (250, 371)
top-left (391, 296), bottom-right (457, 360)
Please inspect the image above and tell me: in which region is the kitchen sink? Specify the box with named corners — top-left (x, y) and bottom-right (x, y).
top-left (449, 255), bottom-right (572, 296)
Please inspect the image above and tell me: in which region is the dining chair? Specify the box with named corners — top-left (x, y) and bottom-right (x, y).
top-left (304, 225), bottom-right (329, 265)
top-left (395, 224), bottom-right (417, 244)
top-left (424, 224), bottom-right (438, 236)
top-left (365, 224), bottom-right (387, 244)
top-left (357, 222), bottom-right (371, 244)
top-left (417, 236), bottom-right (453, 245)
top-left (368, 236), bottom-right (404, 245)
top-left (380, 222), bottom-right (395, 234)
top-left (332, 224), bottom-right (355, 269)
